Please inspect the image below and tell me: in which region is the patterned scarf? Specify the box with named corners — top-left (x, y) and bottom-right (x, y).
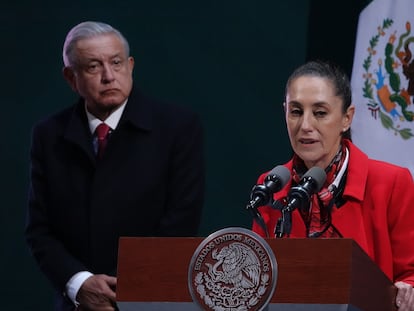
top-left (291, 142), bottom-right (348, 238)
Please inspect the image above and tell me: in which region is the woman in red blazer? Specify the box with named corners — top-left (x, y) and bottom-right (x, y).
top-left (252, 60), bottom-right (414, 309)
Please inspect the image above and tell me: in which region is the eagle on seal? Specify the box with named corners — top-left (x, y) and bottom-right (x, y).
top-left (206, 242), bottom-right (261, 289)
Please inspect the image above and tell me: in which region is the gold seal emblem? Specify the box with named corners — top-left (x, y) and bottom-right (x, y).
top-left (188, 227), bottom-right (277, 311)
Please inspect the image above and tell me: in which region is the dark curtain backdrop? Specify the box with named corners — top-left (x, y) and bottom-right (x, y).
top-left (306, 1), bottom-right (369, 76)
top-left (1, 1), bottom-right (364, 309)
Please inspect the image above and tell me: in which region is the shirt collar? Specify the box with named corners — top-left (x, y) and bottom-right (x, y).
top-left (85, 99), bottom-right (128, 134)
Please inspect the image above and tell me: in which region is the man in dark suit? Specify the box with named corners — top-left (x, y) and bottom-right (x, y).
top-left (25, 21), bottom-right (205, 311)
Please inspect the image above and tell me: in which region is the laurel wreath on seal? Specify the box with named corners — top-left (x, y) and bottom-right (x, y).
top-left (362, 18), bottom-right (414, 139)
top-left (194, 271), bottom-right (270, 311)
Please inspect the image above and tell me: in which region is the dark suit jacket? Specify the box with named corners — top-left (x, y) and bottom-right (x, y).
top-left (25, 87), bottom-right (205, 309)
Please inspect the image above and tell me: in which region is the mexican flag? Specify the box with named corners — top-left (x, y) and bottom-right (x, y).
top-left (351, 0), bottom-right (414, 176)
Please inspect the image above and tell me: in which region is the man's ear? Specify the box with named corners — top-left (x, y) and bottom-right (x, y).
top-left (62, 67), bottom-right (78, 92)
top-left (128, 56), bottom-right (135, 73)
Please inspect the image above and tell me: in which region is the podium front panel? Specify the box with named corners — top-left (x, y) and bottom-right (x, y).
top-left (116, 237), bottom-right (396, 311)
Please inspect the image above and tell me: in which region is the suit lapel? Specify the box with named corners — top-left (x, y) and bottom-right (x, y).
top-left (331, 140), bottom-right (370, 249)
top-left (117, 87), bottom-right (153, 132)
top-left (63, 100), bottom-right (96, 164)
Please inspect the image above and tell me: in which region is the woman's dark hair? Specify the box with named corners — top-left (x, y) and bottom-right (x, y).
top-left (285, 60), bottom-right (353, 140)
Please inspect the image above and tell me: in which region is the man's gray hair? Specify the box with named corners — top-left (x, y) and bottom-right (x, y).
top-left (62, 21), bottom-right (130, 67)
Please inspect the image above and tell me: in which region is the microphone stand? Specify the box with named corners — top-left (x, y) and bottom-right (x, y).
top-left (246, 201), bottom-right (270, 238)
top-left (272, 200), bottom-right (292, 238)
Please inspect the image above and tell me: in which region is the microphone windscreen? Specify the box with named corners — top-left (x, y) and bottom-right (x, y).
top-left (302, 167), bottom-right (326, 192)
top-left (266, 165), bottom-right (291, 188)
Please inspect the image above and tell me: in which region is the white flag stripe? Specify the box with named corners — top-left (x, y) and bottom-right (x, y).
top-left (351, 0), bottom-right (414, 175)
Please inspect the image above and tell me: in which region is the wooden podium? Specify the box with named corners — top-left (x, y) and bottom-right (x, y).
top-left (116, 237), bottom-right (396, 311)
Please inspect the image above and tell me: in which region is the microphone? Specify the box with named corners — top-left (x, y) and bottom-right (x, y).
top-left (283, 166), bottom-right (326, 212)
top-left (247, 165), bottom-right (291, 211)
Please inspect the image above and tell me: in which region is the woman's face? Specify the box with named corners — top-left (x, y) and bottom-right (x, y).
top-left (284, 76), bottom-right (354, 169)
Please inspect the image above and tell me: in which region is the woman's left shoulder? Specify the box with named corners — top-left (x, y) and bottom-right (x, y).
top-left (367, 158), bottom-right (413, 181)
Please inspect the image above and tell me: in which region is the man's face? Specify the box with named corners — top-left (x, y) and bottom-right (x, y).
top-left (64, 33), bottom-right (134, 118)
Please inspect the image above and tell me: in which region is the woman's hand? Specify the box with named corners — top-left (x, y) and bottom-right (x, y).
top-left (395, 281), bottom-right (414, 310)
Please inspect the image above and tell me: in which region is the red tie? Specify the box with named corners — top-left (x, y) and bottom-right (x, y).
top-left (95, 123), bottom-right (111, 159)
